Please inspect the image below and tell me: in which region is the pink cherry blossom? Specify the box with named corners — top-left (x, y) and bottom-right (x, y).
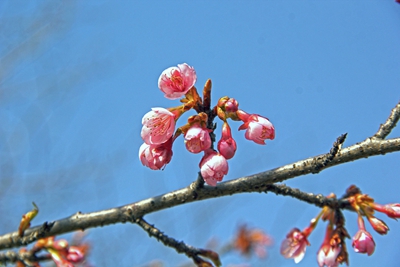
top-left (317, 244), bottom-right (340, 267)
top-left (352, 229), bottom-right (375, 255)
top-left (218, 122), bottom-right (237, 159)
top-left (280, 228), bottom-right (310, 264)
top-left (141, 107), bottom-right (175, 145)
top-left (184, 124), bottom-right (212, 154)
top-left (237, 110), bottom-right (275, 145)
top-left (139, 138), bottom-right (173, 170)
top-left (158, 63), bottom-right (197, 99)
top-left (352, 215), bottom-right (375, 255)
top-left (199, 149), bottom-right (228, 186)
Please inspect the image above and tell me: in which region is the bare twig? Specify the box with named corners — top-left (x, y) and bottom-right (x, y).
top-left (313, 133), bottom-right (347, 173)
top-left (374, 100), bottom-right (400, 139)
top-left (265, 183), bottom-right (350, 210)
top-left (134, 217), bottom-right (211, 266)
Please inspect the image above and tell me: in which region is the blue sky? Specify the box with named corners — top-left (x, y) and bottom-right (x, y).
top-left (1, 1), bottom-right (400, 266)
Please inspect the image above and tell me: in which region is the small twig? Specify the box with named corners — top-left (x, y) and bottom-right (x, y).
top-left (134, 217), bottom-right (208, 265)
top-left (313, 133), bottom-right (347, 173)
top-left (265, 183), bottom-right (351, 210)
top-left (374, 100), bottom-right (400, 139)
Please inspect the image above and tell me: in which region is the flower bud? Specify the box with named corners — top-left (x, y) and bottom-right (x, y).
top-left (199, 149), bottom-right (229, 186)
top-left (367, 216), bottom-right (389, 235)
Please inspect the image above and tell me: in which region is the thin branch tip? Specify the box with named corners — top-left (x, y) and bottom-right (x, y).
top-left (374, 100), bottom-right (400, 139)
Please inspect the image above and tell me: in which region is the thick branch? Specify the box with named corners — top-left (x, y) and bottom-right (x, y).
top-left (0, 136), bottom-right (398, 251)
top-left (0, 101), bottom-right (400, 251)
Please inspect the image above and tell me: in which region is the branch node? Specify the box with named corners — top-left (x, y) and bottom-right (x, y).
top-left (313, 133), bottom-right (347, 173)
top-left (374, 100), bottom-right (400, 139)
top-left (189, 173), bottom-right (205, 197)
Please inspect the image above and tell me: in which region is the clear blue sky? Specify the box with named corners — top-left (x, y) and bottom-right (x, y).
top-left (1, 1), bottom-right (400, 266)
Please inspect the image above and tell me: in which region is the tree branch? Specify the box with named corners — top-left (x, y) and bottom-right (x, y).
top-left (0, 102), bottom-right (399, 252)
top-left (374, 100), bottom-right (400, 139)
top-left (312, 133), bottom-right (347, 173)
top-left (134, 217), bottom-right (216, 266)
top-left (265, 183), bottom-right (351, 210)
top-left (0, 250), bottom-right (50, 266)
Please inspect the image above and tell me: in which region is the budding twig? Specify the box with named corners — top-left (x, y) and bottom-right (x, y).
top-left (134, 217), bottom-right (216, 266)
top-left (265, 184), bottom-right (350, 210)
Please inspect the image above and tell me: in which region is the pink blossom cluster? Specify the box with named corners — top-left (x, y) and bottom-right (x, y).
top-left (30, 236), bottom-right (88, 267)
top-left (139, 63), bottom-right (275, 186)
top-left (280, 188), bottom-right (400, 266)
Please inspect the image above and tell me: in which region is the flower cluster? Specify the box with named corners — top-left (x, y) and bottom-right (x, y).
top-left (139, 63), bottom-right (275, 186)
top-left (280, 186), bottom-right (400, 266)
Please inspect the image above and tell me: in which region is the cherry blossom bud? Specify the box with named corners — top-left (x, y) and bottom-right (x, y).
top-left (217, 96), bottom-right (239, 113)
top-left (237, 110), bottom-right (275, 145)
top-left (217, 122), bottom-right (237, 159)
top-left (199, 149), bottom-right (228, 186)
top-left (184, 124), bottom-right (212, 154)
top-left (280, 228), bottom-right (310, 263)
top-left (66, 246), bottom-right (85, 263)
top-left (373, 203), bottom-right (400, 219)
top-left (352, 216), bottom-right (375, 256)
top-left (139, 138), bottom-right (173, 170)
top-left (224, 98), bottom-right (239, 113)
top-left (367, 216), bottom-right (389, 235)
top-left (352, 229), bottom-right (375, 255)
top-left (158, 63), bottom-right (197, 99)
top-left (141, 108), bottom-right (176, 145)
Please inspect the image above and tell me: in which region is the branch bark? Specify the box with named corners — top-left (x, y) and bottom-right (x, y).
top-left (0, 101), bottom-right (399, 253)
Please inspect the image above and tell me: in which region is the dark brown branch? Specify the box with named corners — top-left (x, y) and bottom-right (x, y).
top-left (265, 183), bottom-right (351, 210)
top-left (374, 100), bottom-right (400, 139)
